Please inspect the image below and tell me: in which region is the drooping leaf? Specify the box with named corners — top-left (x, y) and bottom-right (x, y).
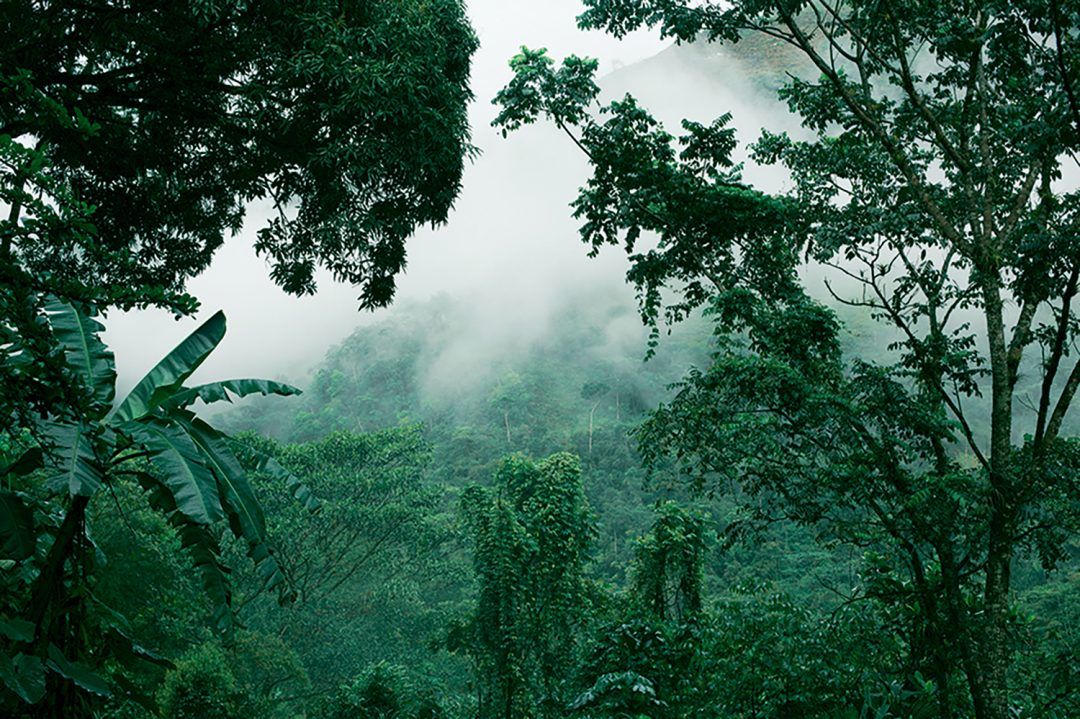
top-left (0, 492), bottom-right (34, 561)
top-left (132, 471), bottom-right (234, 635)
top-left (46, 644), bottom-right (111, 697)
top-left (104, 627), bottom-right (173, 670)
top-left (110, 671), bottom-right (159, 714)
top-left (1, 447), bottom-right (43, 477)
top-left (123, 420), bottom-right (222, 525)
top-left (164, 379), bottom-right (302, 410)
top-left (44, 298), bottom-right (116, 415)
top-left (91, 597), bottom-right (173, 668)
top-left (173, 521), bottom-right (233, 635)
top-left (41, 421), bottom-right (104, 497)
top-left (111, 311), bottom-right (226, 423)
top-left (177, 417), bottom-right (265, 534)
top-left (177, 417), bottom-right (292, 595)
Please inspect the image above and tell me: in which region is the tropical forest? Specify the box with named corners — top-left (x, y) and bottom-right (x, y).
top-left (2, 1), bottom-right (1079, 718)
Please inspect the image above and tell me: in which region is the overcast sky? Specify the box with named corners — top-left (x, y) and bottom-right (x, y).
top-left (101, 2), bottom-right (678, 391)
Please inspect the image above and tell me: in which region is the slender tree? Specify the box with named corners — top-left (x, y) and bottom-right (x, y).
top-left (581, 379), bottom-right (610, 455)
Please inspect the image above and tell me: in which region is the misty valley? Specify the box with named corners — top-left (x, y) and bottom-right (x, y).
top-left (2, 2), bottom-right (1079, 719)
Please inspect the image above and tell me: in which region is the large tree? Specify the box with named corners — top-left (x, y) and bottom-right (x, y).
top-left (1, 0), bottom-right (477, 432)
top-left (495, 2), bottom-right (1080, 717)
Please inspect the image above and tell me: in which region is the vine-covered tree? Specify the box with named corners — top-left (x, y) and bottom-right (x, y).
top-left (457, 453), bottom-right (593, 719)
top-left (628, 501), bottom-right (707, 624)
top-left (494, 2), bottom-right (1080, 717)
top-left (572, 502), bottom-right (710, 718)
top-left (320, 662), bottom-right (448, 719)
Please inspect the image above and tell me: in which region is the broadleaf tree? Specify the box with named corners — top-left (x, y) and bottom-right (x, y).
top-left (0, 302), bottom-right (316, 716)
top-left (494, 3), bottom-right (1080, 717)
top-left (0, 0), bottom-right (478, 435)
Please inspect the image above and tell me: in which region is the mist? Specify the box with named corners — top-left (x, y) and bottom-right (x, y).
top-left (101, 1), bottom-right (796, 400)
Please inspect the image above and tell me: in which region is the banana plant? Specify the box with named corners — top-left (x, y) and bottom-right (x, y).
top-left (0, 297), bottom-right (317, 707)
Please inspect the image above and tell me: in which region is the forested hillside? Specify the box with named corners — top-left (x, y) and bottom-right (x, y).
top-left (86, 287), bottom-right (1076, 718)
top-left (3, 2), bottom-right (1080, 719)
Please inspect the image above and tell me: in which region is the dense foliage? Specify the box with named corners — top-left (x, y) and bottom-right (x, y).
top-left (1, 0), bottom-right (476, 309)
top-left (457, 453), bottom-right (593, 719)
top-left (1, 2), bottom-right (477, 716)
top-left (493, 2), bottom-right (1080, 717)
top-left (1, 0), bottom-right (477, 436)
top-left (1, 2), bottom-right (1078, 718)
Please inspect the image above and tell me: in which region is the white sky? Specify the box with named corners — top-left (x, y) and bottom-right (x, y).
top-left (103, 2), bottom-right (672, 391)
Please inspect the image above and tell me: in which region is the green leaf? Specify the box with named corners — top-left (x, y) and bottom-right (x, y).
top-left (41, 422), bottom-right (104, 497)
top-left (46, 644), bottom-right (111, 697)
top-left (124, 420), bottom-right (222, 525)
top-left (178, 418), bottom-right (265, 533)
top-left (111, 311), bottom-right (226, 423)
top-left (44, 298), bottom-right (116, 415)
top-left (93, 597), bottom-right (172, 668)
top-left (133, 472), bottom-right (233, 635)
top-left (174, 521), bottom-right (233, 635)
top-left (164, 379), bottom-right (302, 409)
top-left (0, 617), bottom-right (34, 642)
top-left (110, 672), bottom-right (158, 714)
top-left (0, 492), bottom-right (34, 561)
top-left (0, 653), bottom-right (45, 704)
top-left (177, 417), bottom-right (291, 594)
top-left (104, 627), bottom-right (173, 670)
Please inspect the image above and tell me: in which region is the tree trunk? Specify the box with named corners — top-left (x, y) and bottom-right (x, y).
top-left (587, 401), bottom-right (599, 454)
top-left (503, 410), bottom-right (511, 445)
top-left (28, 495), bottom-right (92, 719)
top-left (979, 523), bottom-right (1013, 719)
top-left (977, 269), bottom-right (1015, 719)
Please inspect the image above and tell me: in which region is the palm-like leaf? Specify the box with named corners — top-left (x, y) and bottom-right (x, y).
top-left (39, 303), bottom-right (310, 641)
top-left (0, 653), bottom-right (45, 704)
top-left (175, 416), bottom-right (291, 593)
top-left (130, 469), bottom-right (234, 634)
top-left (46, 645), bottom-right (111, 698)
top-left (123, 420), bottom-right (223, 525)
top-left (173, 521), bottom-right (234, 634)
top-left (44, 298), bottom-right (116, 416)
top-left (41, 421), bottom-right (104, 497)
top-left (111, 311), bottom-right (226, 423)
top-left (163, 378), bottom-right (301, 410)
